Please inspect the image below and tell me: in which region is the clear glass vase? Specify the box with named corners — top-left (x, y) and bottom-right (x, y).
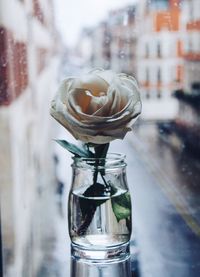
top-left (68, 153), bottom-right (132, 261)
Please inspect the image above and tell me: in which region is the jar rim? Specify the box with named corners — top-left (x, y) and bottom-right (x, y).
top-left (72, 153), bottom-right (126, 169)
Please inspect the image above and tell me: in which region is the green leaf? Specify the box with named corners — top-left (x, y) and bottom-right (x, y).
top-left (55, 139), bottom-right (94, 158)
top-left (111, 192), bottom-right (131, 222)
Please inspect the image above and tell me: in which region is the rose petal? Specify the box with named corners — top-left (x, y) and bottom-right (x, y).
top-left (72, 73), bottom-right (108, 97)
top-left (93, 69), bottom-right (116, 85)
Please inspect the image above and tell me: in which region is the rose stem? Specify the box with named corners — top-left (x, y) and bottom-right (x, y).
top-left (77, 144), bottom-right (110, 235)
top-left (100, 172), bottom-right (110, 189)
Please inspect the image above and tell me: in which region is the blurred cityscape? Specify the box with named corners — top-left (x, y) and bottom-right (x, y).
top-left (0, 0), bottom-right (200, 276)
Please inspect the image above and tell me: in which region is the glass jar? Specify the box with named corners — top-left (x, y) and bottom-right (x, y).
top-left (68, 153), bottom-right (132, 261)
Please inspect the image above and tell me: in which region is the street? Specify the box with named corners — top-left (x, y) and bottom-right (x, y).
top-left (35, 123), bottom-right (200, 277)
top-left (124, 124), bottom-right (200, 276)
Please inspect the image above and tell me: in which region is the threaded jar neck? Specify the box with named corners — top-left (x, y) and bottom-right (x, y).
top-left (72, 153), bottom-right (126, 170)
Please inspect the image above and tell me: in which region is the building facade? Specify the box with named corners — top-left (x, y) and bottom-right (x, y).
top-left (90, 5), bottom-right (137, 75)
top-left (137, 0), bottom-right (184, 99)
top-left (136, 0), bottom-right (183, 120)
top-left (181, 0), bottom-right (200, 91)
top-left (86, 1), bottom-right (184, 120)
top-left (90, 21), bottom-right (111, 69)
top-left (109, 5), bottom-right (137, 75)
top-left (0, 0), bottom-right (59, 275)
top-left (167, 0), bottom-right (200, 154)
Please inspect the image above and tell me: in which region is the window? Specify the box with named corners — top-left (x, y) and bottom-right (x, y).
top-left (145, 43), bottom-right (149, 58)
top-left (157, 91), bottom-right (161, 98)
top-left (146, 68), bottom-right (149, 83)
top-left (157, 67), bottom-right (161, 83)
top-left (157, 42), bottom-right (161, 58)
top-left (1, 1), bottom-right (200, 276)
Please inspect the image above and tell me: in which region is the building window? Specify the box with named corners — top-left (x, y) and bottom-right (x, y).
top-left (157, 42), bottom-right (161, 58)
top-left (176, 65), bottom-right (183, 83)
top-left (157, 67), bottom-right (161, 83)
top-left (146, 68), bottom-right (149, 84)
top-left (188, 37), bottom-right (193, 52)
top-left (189, 1), bottom-right (194, 22)
top-left (145, 44), bottom-right (149, 58)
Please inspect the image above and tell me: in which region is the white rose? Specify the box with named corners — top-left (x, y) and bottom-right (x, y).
top-left (50, 69), bottom-right (141, 144)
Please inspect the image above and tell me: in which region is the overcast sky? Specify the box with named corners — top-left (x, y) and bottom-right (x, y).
top-left (53, 0), bottom-right (136, 47)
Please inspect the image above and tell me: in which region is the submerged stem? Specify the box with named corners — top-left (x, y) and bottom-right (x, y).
top-left (77, 143), bottom-right (111, 235)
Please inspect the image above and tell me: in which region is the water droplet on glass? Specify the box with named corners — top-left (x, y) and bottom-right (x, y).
top-left (0, 57), bottom-right (7, 67)
top-left (119, 50), bottom-right (125, 59)
top-left (104, 36), bottom-right (110, 44)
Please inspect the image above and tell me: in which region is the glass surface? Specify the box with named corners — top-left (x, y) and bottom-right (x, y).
top-left (70, 188), bottom-right (130, 247)
top-left (70, 253), bottom-right (131, 277)
top-left (68, 155), bottom-right (131, 260)
top-left (0, 0), bottom-right (200, 276)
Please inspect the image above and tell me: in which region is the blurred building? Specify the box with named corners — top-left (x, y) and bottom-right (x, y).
top-left (136, 0), bottom-right (183, 120)
top-left (172, 89), bottom-right (200, 154)
top-left (90, 5), bottom-right (137, 74)
top-left (148, 0), bottom-right (200, 155)
top-left (0, 0), bottom-right (59, 275)
top-left (76, 28), bottom-right (94, 68)
top-left (165, 0), bottom-right (200, 155)
top-left (90, 21), bottom-right (111, 69)
top-left (85, 1), bottom-right (184, 120)
top-left (108, 5), bottom-right (137, 75)
top-left (181, 0), bottom-right (200, 91)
